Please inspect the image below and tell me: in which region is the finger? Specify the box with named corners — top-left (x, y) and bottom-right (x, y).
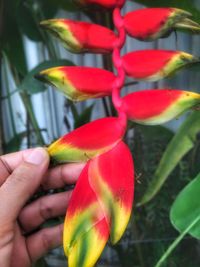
top-left (19, 191), bottom-right (72, 233)
top-left (42, 163), bottom-right (85, 190)
top-left (0, 148), bottom-right (49, 223)
top-left (0, 157), bottom-right (12, 181)
top-left (0, 149), bottom-right (35, 184)
top-left (26, 224), bottom-right (63, 262)
top-left (0, 149), bottom-right (35, 170)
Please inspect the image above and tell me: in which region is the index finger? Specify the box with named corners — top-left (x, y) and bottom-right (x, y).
top-left (42, 163), bottom-right (85, 190)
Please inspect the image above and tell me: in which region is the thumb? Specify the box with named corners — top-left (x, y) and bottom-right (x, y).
top-left (0, 148), bottom-right (49, 223)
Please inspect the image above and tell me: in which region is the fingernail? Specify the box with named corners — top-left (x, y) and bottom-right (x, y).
top-left (26, 148), bottom-right (48, 165)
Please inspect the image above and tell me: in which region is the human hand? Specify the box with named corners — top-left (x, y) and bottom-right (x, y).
top-left (0, 148), bottom-right (84, 267)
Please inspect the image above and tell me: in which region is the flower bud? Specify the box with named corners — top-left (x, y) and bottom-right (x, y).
top-left (121, 89), bottom-right (200, 125)
top-left (41, 19), bottom-right (117, 54)
top-left (122, 50), bottom-right (200, 82)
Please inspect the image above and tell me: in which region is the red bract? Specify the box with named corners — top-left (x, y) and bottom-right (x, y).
top-left (48, 117), bottom-right (126, 163)
top-left (89, 141), bottom-right (134, 244)
top-left (120, 89), bottom-right (200, 125)
top-left (64, 141), bottom-right (134, 266)
top-left (124, 8), bottom-right (200, 41)
top-left (63, 163), bottom-right (109, 267)
top-left (37, 66), bottom-right (116, 101)
top-left (40, 19), bottom-right (117, 53)
top-left (74, 0), bottom-right (125, 8)
top-left (122, 50), bottom-right (199, 81)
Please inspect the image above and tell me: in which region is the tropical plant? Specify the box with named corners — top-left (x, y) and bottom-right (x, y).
top-left (35, 0), bottom-right (200, 266)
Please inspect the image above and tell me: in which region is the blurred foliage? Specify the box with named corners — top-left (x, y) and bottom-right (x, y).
top-left (68, 103), bottom-right (95, 130)
top-left (139, 111), bottom-right (200, 206)
top-left (127, 123), bottom-right (200, 267)
top-left (133, 0), bottom-right (200, 24)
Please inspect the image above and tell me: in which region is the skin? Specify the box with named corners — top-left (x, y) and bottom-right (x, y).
top-left (0, 147), bottom-right (84, 267)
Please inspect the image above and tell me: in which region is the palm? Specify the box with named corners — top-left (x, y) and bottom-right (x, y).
top-left (11, 224), bottom-right (31, 267)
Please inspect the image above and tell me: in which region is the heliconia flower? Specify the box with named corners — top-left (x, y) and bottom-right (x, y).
top-left (120, 89), bottom-right (200, 125)
top-left (74, 0), bottom-right (125, 8)
top-left (40, 19), bottom-right (117, 54)
top-left (63, 163), bottom-right (109, 267)
top-left (122, 50), bottom-right (200, 82)
top-left (63, 141), bottom-right (134, 267)
top-left (124, 8), bottom-right (200, 41)
top-left (48, 117), bottom-right (126, 163)
top-left (36, 66), bottom-right (116, 101)
top-left (89, 141), bottom-right (134, 244)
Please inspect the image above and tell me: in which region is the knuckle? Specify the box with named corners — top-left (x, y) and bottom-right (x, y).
top-left (39, 198), bottom-right (53, 220)
top-left (0, 156), bottom-right (12, 175)
top-left (42, 230), bottom-right (53, 250)
top-left (42, 225), bottom-right (63, 251)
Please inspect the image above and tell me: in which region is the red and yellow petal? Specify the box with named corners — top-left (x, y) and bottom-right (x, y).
top-left (75, 0), bottom-right (125, 8)
top-left (64, 163), bottom-right (109, 267)
top-left (122, 50), bottom-right (199, 82)
top-left (124, 8), bottom-right (199, 41)
top-left (68, 218), bottom-right (109, 267)
top-left (48, 117), bottom-right (126, 163)
top-left (40, 19), bottom-right (117, 54)
top-left (63, 141), bottom-right (134, 265)
top-left (37, 66), bottom-right (116, 101)
top-left (120, 89), bottom-right (200, 125)
top-left (89, 141), bottom-right (134, 244)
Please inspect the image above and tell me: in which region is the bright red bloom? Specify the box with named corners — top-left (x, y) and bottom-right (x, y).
top-left (74, 0), bottom-right (125, 8)
top-left (122, 50), bottom-right (199, 81)
top-left (89, 141), bottom-right (134, 244)
top-left (64, 141), bottom-right (134, 266)
top-left (63, 163), bottom-right (109, 267)
top-left (124, 8), bottom-right (200, 41)
top-left (48, 117), bottom-right (126, 163)
top-left (120, 89), bottom-right (200, 125)
top-left (37, 66), bottom-right (116, 101)
top-left (40, 19), bottom-right (117, 53)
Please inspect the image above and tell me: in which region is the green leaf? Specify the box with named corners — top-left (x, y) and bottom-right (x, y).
top-left (66, 103), bottom-right (94, 130)
top-left (170, 172), bottom-right (200, 239)
top-left (4, 132), bottom-right (25, 153)
top-left (155, 198), bottom-right (200, 267)
top-left (134, 0), bottom-right (200, 24)
top-left (28, 0), bottom-right (59, 19)
top-left (48, 0), bottom-right (79, 12)
top-left (136, 124), bottom-right (173, 142)
top-left (74, 104), bottom-right (94, 129)
top-left (30, 0), bottom-right (78, 17)
top-left (16, 1), bottom-right (42, 42)
top-left (2, 0), bottom-right (27, 75)
top-left (154, 172), bottom-right (200, 267)
top-left (138, 111), bottom-right (200, 206)
top-left (19, 59), bottom-right (75, 94)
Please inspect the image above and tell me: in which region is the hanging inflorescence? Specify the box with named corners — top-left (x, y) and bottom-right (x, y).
top-left (37, 1), bottom-right (200, 266)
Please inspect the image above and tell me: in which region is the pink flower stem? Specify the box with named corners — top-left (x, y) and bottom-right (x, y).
top-left (112, 7), bottom-right (127, 127)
